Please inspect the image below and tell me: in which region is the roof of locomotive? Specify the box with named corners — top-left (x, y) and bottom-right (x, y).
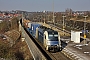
top-left (38, 25), bottom-right (57, 33)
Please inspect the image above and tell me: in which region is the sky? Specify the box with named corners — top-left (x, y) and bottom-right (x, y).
top-left (0, 0), bottom-right (90, 12)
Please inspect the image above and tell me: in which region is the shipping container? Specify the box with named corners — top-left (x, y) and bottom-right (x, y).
top-left (31, 23), bottom-right (41, 37)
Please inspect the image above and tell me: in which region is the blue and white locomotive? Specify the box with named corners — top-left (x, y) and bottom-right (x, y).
top-left (36, 26), bottom-right (61, 51)
top-left (27, 22), bottom-right (61, 51)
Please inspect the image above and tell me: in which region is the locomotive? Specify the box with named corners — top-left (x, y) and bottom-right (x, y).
top-left (26, 22), bottom-right (61, 51)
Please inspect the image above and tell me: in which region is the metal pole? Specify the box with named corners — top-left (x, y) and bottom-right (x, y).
top-left (22, 12), bottom-right (24, 24)
top-left (53, 0), bottom-right (54, 25)
top-left (48, 15), bottom-right (50, 21)
top-left (83, 15), bottom-right (88, 45)
top-left (43, 11), bottom-right (45, 24)
top-left (62, 16), bottom-right (66, 36)
top-left (54, 16), bottom-right (56, 24)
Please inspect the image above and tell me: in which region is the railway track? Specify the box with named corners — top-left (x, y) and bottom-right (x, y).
top-left (48, 41), bottom-right (70, 60)
top-left (50, 52), bottom-right (70, 60)
top-left (49, 23), bottom-right (70, 33)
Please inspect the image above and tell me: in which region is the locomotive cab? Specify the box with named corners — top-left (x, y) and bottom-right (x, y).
top-left (44, 30), bottom-right (61, 51)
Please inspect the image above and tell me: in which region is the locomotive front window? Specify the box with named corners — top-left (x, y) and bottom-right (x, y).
top-left (48, 34), bottom-right (58, 41)
top-left (49, 35), bottom-right (53, 37)
top-left (54, 34), bottom-right (58, 37)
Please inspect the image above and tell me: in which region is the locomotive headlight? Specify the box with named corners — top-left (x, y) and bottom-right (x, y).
top-left (57, 44), bottom-right (59, 46)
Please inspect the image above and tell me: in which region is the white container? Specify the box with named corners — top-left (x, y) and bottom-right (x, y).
top-left (71, 30), bottom-right (82, 43)
top-left (27, 22), bottom-right (31, 28)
